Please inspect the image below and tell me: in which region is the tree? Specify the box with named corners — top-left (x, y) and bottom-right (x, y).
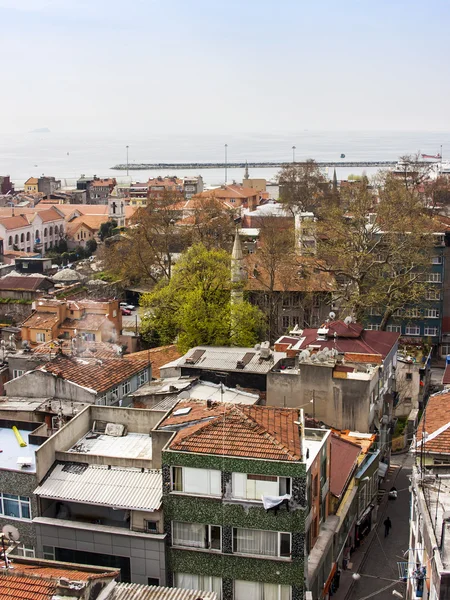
top-left (104, 192), bottom-right (186, 285)
top-left (99, 220), bottom-right (117, 241)
top-left (278, 160), bottom-right (332, 213)
top-left (314, 174), bottom-right (435, 328)
top-left (86, 238), bottom-right (97, 255)
top-left (189, 195), bottom-right (237, 251)
top-left (140, 244), bottom-right (265, 353)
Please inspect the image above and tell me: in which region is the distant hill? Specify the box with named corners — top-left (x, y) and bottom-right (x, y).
top-left (30, 127), bottom-right (51, 133)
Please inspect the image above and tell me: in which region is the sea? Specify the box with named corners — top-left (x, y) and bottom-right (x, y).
top-left (1, 130), bottom-right (449, 189)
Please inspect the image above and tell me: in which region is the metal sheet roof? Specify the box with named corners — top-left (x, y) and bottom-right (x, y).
top-left (111, 584), bottom-right (217, 600)
top-left (34, 463), bottom-right (162, 511)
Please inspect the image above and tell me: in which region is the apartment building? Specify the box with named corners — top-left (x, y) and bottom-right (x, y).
top-left (33, 405), bottom-right (168, 584)
top-left (21, 298), bottom-right (122, 345)
top-left (157, 400), bottom-right (332, 600)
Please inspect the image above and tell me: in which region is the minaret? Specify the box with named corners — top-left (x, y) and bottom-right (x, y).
top-left (332, 168), bottom-right (338, 191)
top-left (244, 161), bottom-right (249, 182)
top-left (231, 229), bottom-right (246, 306)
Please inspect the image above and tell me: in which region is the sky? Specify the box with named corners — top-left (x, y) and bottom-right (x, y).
top-left (1, 0), bottom-right (450, 134)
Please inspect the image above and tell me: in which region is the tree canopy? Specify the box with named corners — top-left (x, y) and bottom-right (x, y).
top-left (140, 243), bottom-right (265, 352)
top-left (314, 173), bottom-right (436, 328)
top-left (277, 160), bottom-right (333, 213)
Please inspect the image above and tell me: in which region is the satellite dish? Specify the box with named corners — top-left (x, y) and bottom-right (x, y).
top-left (329, 311), bottom-right (336, 320)
top-left (344, 316), bottom-right (353, 326)
top-left (2, 524), bottom-right (20, 542)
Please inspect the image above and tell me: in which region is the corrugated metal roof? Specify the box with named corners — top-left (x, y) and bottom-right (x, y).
top-left (180, 346), bottom-right (284, 374)
top-left (111, 584), bottom-right (217, 600)
top-left (34, 463), bottom-right (162, 511)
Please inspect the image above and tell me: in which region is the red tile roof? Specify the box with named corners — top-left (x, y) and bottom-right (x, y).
top-left (162, 401), bottom-right (301, 461)
top-left (330, 433), bottom-right (361, 497)
top-left (34, 207), bottom-right (64, 223)
top-left (287, 321), bottom-right (399, 359)
top-left (0, 575), bottom-right (56, 600)
top-left (0, 215), bottom-right (30, 230)
top-left (40, 354), bottom-right (150, 393)
top-left (32, 340), bottom-right (123, 360)
top-left (21, 312), bottom-right (59, 330)
top-left (416, 392), bottom-right (450, 455)
top-left (60, 313), bottom-right (107, 332)
top-left (13, 563), bottom-right (118, 581)
top-left (127, 345), bottom-right (181, 378)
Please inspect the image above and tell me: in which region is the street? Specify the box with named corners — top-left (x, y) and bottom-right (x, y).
top-left (333, 453), bottom-right (413, 600)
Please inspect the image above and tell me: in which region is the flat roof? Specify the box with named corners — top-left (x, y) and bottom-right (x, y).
top-left (69, 431), bottom-right (152, 460)
top-left (186, 381), bottom-right (259, 405)
top-left (304, 438), bottom-right (323, 470)
top-left (0, 427), bottom-right (40, 472)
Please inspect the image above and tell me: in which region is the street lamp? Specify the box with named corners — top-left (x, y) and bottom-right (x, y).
top-left (224, 144), bottom-right (228, 185)
top-left (292, 145), bottom-right (296, 163)
top-left (126, 145), bottom-right (129, 177)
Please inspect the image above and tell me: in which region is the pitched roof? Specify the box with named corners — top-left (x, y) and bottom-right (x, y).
top-left (285, 321), bottom-right (399, 359)
top-left (34, 207), bottom-right (64, 223)
top-left (127, 345), bottom-right (181, 378)
top-left (90, 178), bottom-right (116, 187)
top-left (0, 215), bottom-right (30, 230)
top-left (60, 313), bottom-right (107, 331)
top-left (0, 574), bottom-right (56, 600)
top-left (32, 340), bottom-right (123, 359)
top-left (329, 433), bottom-right (361, 497)
top-left (10, 562), bottom-right (117, 582)
top-left (111, 584), bottom-right (217, 600)
top-left (162, 402), bottom-right (301, 461)
top-left (40, 354), bottom-right (150, 393)
top-left (198, 185), bottom-right (258, 200)
top-left (21, 311), bottom-right (60, 330)
top-left (0, 276), bottom-right (52, 292)
top-left (416, 392), bottom-right (450, 455)
top-left (24, 177), bottom-right (39, 185)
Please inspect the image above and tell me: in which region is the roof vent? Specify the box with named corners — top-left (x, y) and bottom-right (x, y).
top-left (236, 360), bottom-right (245, 369)
top-left (317, 327), bottom-right (329, 341)
top-left (260, 341), bottom-right (271, 359)
top-left (173, 407), bottom-right (192, 416)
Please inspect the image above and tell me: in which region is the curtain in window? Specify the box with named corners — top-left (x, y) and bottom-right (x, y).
top-left (173, 522), bottom-right (205, 548)
top-left (3, 495), bottom-right (20, 518)
top-left (235, 528), bottom-right (278, 557)
top-left (174, 573), bottom-right (222, 600)
top-left (235, 580), bottom-right (261, 600)
top-left (173, 467), bottom-right (183, 492)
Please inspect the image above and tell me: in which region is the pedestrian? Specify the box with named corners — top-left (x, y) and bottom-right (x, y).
top-left (384, 516), bottom-right (392, 537)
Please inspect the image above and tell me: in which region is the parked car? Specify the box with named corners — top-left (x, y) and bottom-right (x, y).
top-left (120, 302), bottom-right (135, 311)
top-left (121, 308), bottom-right (132, 316)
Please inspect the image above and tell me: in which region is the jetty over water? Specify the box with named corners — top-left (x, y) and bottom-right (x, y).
top-left (111, 161), bottom-right (399, 171)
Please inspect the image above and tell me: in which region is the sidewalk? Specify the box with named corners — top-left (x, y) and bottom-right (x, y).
top-left (333, 453), bottom-right (412, 600)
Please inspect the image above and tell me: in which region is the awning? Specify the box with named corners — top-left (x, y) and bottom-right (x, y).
top-left (322, 563), bottom-right (337, 597)
top-left (356, 504), bottom-right (374, 526)
top-left (378, 462), bottom-right (389, 478)
top-left (35, 463), bottom-right (162, 512)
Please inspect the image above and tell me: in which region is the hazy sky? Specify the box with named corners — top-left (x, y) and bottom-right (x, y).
top-left (1, 0), bottom-right (449, 133)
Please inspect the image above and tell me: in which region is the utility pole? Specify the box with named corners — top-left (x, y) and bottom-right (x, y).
top-left (292, 145), bottom-right (296, 163)
top-left (224, 144), bottom-right (228, 185)
top-left (126, 145), bottom-right (129, 177)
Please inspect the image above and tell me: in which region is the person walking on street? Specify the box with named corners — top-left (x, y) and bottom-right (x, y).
top-left (384, 516), bottom-right (392, 538)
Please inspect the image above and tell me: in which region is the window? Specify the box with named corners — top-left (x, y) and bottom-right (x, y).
top-left (174, 574), bottom-right (222, 599)
top-left (365, 324), bottom-right (380, 331)
top-left (172, 466), bottom-right (221, 496)
top-left (405, 308), bottom-right (420, 318)
top-left (173, 522), bottom-right (222, 551)
top-left (96, 394), bottom-right (107, 406)
top-left (44, 228), bottom-right (48, 238)
top-left (138, 369), bottom-right (149, 386)
top-left (282, 316), bottom-right (290, 329)
top-left (145, 520), bottom-right (158, 533)
top-left (282, 296), bottom-right (291, 308)
top-left (441, 345), bottom-right (450, 357)
top-left (20, 233), bottom-right (24, 243)
top-left (49, 226), bottom-right (53, 236)
top-left (435, 235), bottom-right (445, 245)
top-left (109, 386), bottom-right (119, 403)
top-left (292, 316), bottom-right (300, 326)
top-left (122, 380), bottom-right (131, 396)
top-left (387, 325), bottom-right (402, 333)
top-left (42, 546), bottom-right (55, 560)
top-left (427, 273), bottom-right (441, 283)
top-left (406, 373), bottom-right (413, 381)
top-left (432, 256), bottom-right (443, 264)
top-left (8, 236), bottom-right (12, 246)
top-left (234, 580), bottom-right (291, 600)
top-left (0, 494), bottom-right (31, 520)
top-left (13, 545), bottom-right (35, 558)
top-left (14, 234), bottom-right (18, 245)
top-left (148, 578), bottom-right (159, 586)
top-left (26, 232), bottom-right (30, 241)
top-left (405, 326), bottom-right (421, 336)
top-left (12, 369), bottom-right (24, 379)
top-left (424, 309), bottom-right (439, 318)
top-left (35, 230), bottom-right (40, 240)
top-left (233, 528), bottom-right (291, 558)
top-left (369, 307), bottom-right (381, 316)
top-left (36, 332), bottom-right (46, 342)
top-left (232, 473), bottom-right (291, 501)
top-left (424, 327), bottom-right (438, 336)
top-left (427, 290), bottom-right (440, 300)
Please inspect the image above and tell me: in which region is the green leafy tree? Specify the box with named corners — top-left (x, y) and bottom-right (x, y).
top-left (140, 244), bottom-right (265, 352)
top-left (99, 220), bottom-right (117, 241)
top-left (85, 238), bottom-right (97, 255)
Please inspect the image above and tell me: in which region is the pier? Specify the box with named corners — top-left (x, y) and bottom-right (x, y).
top-left (111, 160), bottom-right (399, 171)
